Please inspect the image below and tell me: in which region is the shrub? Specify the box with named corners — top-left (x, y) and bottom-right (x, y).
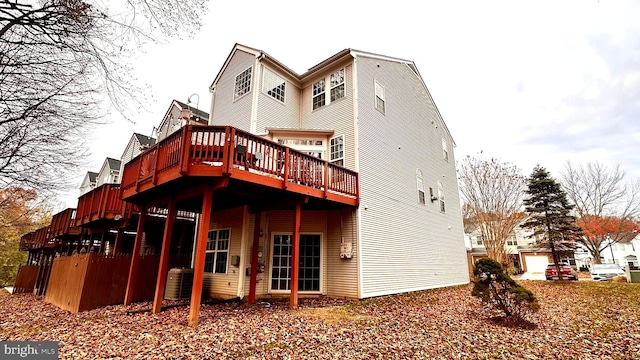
top-left (472, 258), bottom-right (539, 321)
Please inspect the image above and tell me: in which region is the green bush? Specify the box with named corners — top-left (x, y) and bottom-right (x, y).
top-left (472, 258), bottom-right (539, 321)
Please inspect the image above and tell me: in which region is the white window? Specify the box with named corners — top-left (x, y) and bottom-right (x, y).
top-left (312, 79), bottom-right (325, 110)
top-left (507, 236), bottom-right (518, 246)
top-left (476, 236), bottom-right (484, 246)
top-left (330, 69), bottom-right (345, 102)
top-left (234, 67), bottom-right (252, 100)
top-left (205, 229), bottom-right (230, 274)
top-left (263, 68), bottom-right (285, 103)
top-left (442, 138), bottom-right (449, 162)
top-left (437, 181), bottom-right (445, 212)
top-left (416, 169), bottom-right (425, 205)
top-left (330, 135), bottom-right (344, 166)
top-left (375, 81), bottom-right (385, 115)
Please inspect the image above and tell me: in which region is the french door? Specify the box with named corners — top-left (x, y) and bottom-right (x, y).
top-left (271, 234), bottom-right (321, 292)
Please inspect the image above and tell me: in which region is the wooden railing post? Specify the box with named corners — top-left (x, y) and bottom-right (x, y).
top-left (135, 152), bottom-right (143, 192)
top-left (179, 125), bottom-right (192, 175)
top-left (283, 148), bottom-right (289, 189)
top-left (224, 127), bottom-right (236, 176)
top-left (324, 161), bottom-right (329, 198)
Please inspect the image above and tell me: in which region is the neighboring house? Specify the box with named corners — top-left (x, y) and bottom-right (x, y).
top-left (118, 133), bottom-right (157, 177)
top-left (96, 158), bottom-right (122, 186)
top-left (195, 43), bottom-right (468, 300)
top-left (597, 233), bottom-right (639, 268)
top-left (79, 171), bottom-right (98, 195)
top-left (465, 220), bottom-right (578, 274)
top-left (156, 99), bottom-right (209, 142)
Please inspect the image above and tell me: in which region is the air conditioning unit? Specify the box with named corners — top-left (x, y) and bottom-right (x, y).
top-left (164, 268), bottom-right (194, 300)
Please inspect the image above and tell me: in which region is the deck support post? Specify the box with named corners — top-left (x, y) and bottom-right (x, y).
top-left (124, 205), bottom-right (147, 306)
top-left (113, 229), bottom-right (124, 255)
top-left (290, 203), bottom-right (301, 309)
top-left (153, 199), bottom-right (177, 313)
top-left (248, 211), bottom-right (261, 304)
top-left (189, 186), bottom-right (214, 326)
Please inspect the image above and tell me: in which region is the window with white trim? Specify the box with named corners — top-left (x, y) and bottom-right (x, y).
top-left (506, 236), bottom-right (518, 246)
top-left (205, 229), bottom-right (230, 274)
top-left (442, 138), bottom-right (449, 162)
top-left (375, 81), bottom-right (385, 115)
top-left (312, 79), bottom-right (325, 110)
top-left (437, 181), bottom-right (445, 212)
top-left (416, 169), bottom-right (425, 205)
top-left (271, 234), bottom-right (321, 292)
top-left (234, 67), bottom-right (252, 100)
top-left (330, 69), bottom-right (345, 102)
top-left (330, 135), bottom-right (344, 166)
top-left (263, 68), bottom-right (285, 103)
top-left (476, 236), bottom-right (484, 246)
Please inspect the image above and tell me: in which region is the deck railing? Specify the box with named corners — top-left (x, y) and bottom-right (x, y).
top-left (50, 208), bottom-right (82, 238)
top-left (19, 232), bottom-right (35, 251)
top-left (121, 125), bottom-right (359, 202)
top-left (76, 184), bottom-right (130, 226)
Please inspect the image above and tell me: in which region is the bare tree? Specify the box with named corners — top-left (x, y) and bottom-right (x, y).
top-left (561, 161), bottom-right (640, 263)
top-left (0, 0), bottom-right (207, 194)
top-left (458, 156), bottom-right (527, 265)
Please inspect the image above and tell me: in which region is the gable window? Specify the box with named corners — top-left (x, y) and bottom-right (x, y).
top-left (375, 81), bottom-right (385, 115)
top-left (312, 79), bottom-right (326, 110)
top-left (330, 69), bottom-right (345, 102)
top-left (506, 236), bottom-right (518, 246)
top-left (205, 229), bottom-right (230, 274)
top-left (437, 181), bottom-right (445, 212)
top-left (442, 138), bottom-right (449, 162)
top-left (234, 67), bottom-right (252, 100)
top-left (416, 169), bottom-right (425, 205)
top-left (263, 68), bottom-right (286, 103)
top-left (330, 135), bottom-right (344, 166)
top-left (476, 236), bottom-right (484, 246)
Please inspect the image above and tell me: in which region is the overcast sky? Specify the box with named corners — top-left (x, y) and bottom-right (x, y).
top-left (57, 0), bottom-right (640, 208)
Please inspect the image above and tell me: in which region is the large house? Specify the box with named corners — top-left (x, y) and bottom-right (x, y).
top-left (16, 44), bottom-right (468, 325)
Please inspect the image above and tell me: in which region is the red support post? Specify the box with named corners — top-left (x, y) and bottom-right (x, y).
top-left (152, 198), bottom-right (176, 313)
top-left (290, 203), bottom-right (301, 309)
top-left (248, 211), bottom-right (261, 304)
top-left (124, 205), bottom-right (147, 305)
top-left (189, 186), bottom-right (214, 326)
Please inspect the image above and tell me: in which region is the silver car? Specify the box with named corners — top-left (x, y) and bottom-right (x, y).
top-left (590, 264), bottom-right (625, 281)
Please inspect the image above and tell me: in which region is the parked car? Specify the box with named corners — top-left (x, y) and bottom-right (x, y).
top-left (545, 263), bottom-right (578, 280)
top-left (590, 264), bottom-right (625, 281)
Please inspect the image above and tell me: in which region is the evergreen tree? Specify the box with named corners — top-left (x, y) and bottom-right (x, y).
top-left (523, 166), bottom-right (581, 280)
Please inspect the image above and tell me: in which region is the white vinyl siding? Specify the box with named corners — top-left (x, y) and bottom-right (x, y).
top-left (301, 63), bottom-right (355, 170)
top-left (355, 56), bottom-right (468, 298)
top-left (202, 207), bottom-right (244, 299)
top-left (256, 65), bottom-right (300, 130)
top-left (210, 50), bottom-right (255, 130)
top-left (442, 138), bottom-right (449, 162)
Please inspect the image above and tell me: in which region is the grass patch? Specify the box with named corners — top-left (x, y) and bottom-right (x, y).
top-left (298, 306), bottom-right (370, 324)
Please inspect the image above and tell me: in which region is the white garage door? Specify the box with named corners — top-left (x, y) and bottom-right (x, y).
top-left (524, 255), bottom-right (549, 273)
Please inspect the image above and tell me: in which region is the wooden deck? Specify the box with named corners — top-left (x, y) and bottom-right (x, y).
top-left (120, 125), bottom-right (359, 207)
top-left (50, 208), bottom-right (82, 238)
top-left (76, 184), bottom-right (134, 226)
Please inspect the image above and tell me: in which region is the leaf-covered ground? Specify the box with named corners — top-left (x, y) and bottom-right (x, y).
top-left (1, 281), bottom-right (639, 359)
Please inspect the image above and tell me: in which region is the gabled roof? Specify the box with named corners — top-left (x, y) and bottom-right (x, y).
top-left (173, 99), bottom-right (210, 121)
top-left (86, 171), bottom-right (98, 183)
top-left (106, 158), bottom-right (121, 171)
top-left (209, 43), bottom-right (457, 145)
top-left (134, 133), bottom-right (156, 148)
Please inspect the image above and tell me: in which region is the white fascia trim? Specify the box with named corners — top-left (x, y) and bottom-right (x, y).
top-left (250, 59), bottom-right (261, 133)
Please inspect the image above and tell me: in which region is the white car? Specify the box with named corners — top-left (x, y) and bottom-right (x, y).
top-left (590, 264), bottom-right (625, 281)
